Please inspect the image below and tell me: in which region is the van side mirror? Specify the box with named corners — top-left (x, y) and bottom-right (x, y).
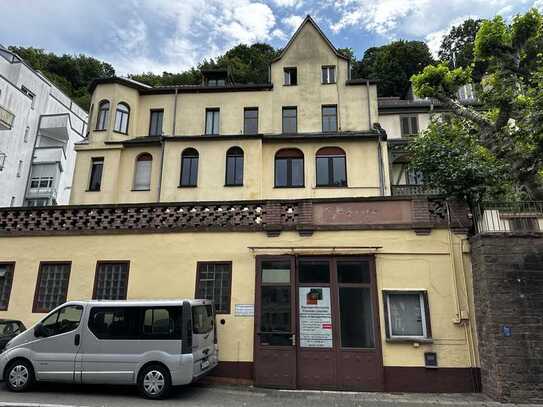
top-left (34, 323), bottom-right (45, 338)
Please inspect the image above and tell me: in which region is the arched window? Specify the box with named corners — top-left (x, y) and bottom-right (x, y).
top-left (225, 147), bottom-right (244, 186)
top-left (114, 102), bottom-right (130, 134)
top-left (275, 148), bottom-right (304, 187)
top-left (316, 147), bottom-right (347, 187)
top-left (180, 148), bottom-right (199, 187)
top-left (96, 100), bottom-right (110, 130)
top-left (133, 153), bottom-right (152, 191)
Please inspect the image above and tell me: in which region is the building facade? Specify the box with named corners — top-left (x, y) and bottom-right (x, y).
top-left (0, 46), bottom-right (87, 207)
top-left (0, 17), bottom-right (481, 392)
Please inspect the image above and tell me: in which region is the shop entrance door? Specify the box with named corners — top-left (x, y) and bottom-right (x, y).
top-left (254, 255), bottom-right (383, 390)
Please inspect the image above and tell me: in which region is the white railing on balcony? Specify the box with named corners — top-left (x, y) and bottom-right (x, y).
top-left (0, 105), bottom-right (15, 130)
top-left (474, 201), bottom-right (543, 233)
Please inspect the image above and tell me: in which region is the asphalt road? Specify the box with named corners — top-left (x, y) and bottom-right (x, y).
top-left (0, 381), bottom-right (530, 407)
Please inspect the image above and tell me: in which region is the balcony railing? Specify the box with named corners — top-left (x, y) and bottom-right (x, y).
top-left (391, 184), bottom-right (442, 196)
top-left (0, 105), bottom-right (15, 130)
top-left (473, 201), bottom-right (543, 233)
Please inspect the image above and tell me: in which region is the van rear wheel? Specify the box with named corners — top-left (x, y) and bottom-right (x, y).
top-left (138, 364), bottom-right (171, 399)
top-left (5, 360), bottom-right (34, 392)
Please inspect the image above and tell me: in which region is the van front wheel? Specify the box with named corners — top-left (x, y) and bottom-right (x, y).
top-left (5, 360), bottom-right (34, 392)
top-left (138, 364), bottom-right (171, 399)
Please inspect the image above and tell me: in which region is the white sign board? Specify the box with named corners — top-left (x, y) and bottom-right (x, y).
top-left (298, 287), bottom-right (333, 348)
top-left (234, 304), bottom-right (254, 317)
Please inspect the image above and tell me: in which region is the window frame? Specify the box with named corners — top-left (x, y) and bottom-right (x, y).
top-left (274, 148), bottom-right (305, 188)
top-left (88, 157), bottom-right (104, 192)
top-left (321, 105), bottom-right (338, 133)
top-left (225, 146), bottom-right (244, 187)
top-left (149, 109), bottom-right (164, 137)
top-left (95, 100), bottom-right (110, 131)
top-left (321, 65), bottom-right (336, 84)
top-left (383, 290), bottom-right (432, 341)
top-left (179, 148), bottom-right (199, 187)
top-left (243, 107), bottom-right (259, 135)
top-left (282, 106), bottom-right (298, 134)
top-left (400, 115), bottom-right (419, 137)
top-left (0, 262), bottom-right (15, 311)
top-left (205, 108), bottom-right (220, 135)
top-left (113, 102), bottom-right (130, 134)
top-left (315, 147), bottom-right (348, 187)
top-left (32, 262), bottom-right (72, 313)
top-left (132, 153), bottom-right (153, 191)
top-left (92, 261), bottom-right (130, 300)
top-left (195, 261), bottom-right (233, 315)
top-left (283, 67), bottom-right (298, 86)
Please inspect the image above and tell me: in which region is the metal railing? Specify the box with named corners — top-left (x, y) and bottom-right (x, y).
top-left (473, 201), bottom-right (543, 233)
top-left (391, 184), bottom-right (442, 196)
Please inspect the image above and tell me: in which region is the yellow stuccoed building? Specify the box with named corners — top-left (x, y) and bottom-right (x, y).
top-left (0, 16), bottom-right (480, 392)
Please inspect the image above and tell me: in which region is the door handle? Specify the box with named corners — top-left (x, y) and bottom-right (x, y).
top-left (74, 334), bottom-right (80, 346)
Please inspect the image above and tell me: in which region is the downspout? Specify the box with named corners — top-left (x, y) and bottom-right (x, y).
top-left (157, 86), bottom-right (178, 202)
top-left (367, 80), bottom-right (385, 196)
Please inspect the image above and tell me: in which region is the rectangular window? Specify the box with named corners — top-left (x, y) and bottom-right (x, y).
top-left (282, 107), bottom-right (297, 133)
top-left (93, 262), bottom-right (129, 300)
top-left (321, 66), bottom-right (336, 84)
top-left (195, 262), bottom-right (232, 314)
top-left (316, 156), bottom-right (347, 186)
top-left (243, 108), bottom-right (258, 135)
top-left (322, 105), bottom-right (337, 132)
top-left (283, 67), bottom-right (297, 86)
top-left (205, 108), bottom-right (220, 135)
top-left (0, 263), bottom-right (15, 311)
top-left (400, 115), bottom-right (419, 136)
top-left (149, 109), bottom-right (164, 136)
top-left (21, 86), bottom-right (35, 108)
top-left (88, 157), bottom-right (104, 191)
top-left (33, 262), bottom-right (71, 313)
top-left (384, 291), bottom-right (431, 340)
top-left (30, 176), bottom-right (54, 190)
top-left (16, 160), bottom-right (23, 177)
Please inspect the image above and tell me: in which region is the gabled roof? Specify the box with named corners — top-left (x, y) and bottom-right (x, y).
top-left (272, 15), bottom-right (350, 63)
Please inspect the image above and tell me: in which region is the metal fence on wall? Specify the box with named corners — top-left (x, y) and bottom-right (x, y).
top-left (473, 201), bottom-right (543, 234)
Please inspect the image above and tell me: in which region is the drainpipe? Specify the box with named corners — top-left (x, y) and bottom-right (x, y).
top-left (157, 86), bottom-right (178, 202)
top-left (367, 80), bottom-right (385, 196)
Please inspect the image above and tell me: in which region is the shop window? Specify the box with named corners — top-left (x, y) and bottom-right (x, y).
top-left (0, 263), bottom-right (15, 311)
top-left (195, 262), bottom-right (232, 314)
top-left (225, 146), bottom-right (244, 186)
top-left (133, 153), bottom-right (152, 191)
top-left (275, 148), bottom-right (304, 187)
top-left (383, 291), bottom-right (431, 340)
top-left (33, 262), bottom-right (71, 313)
top-left (316, 147), bottom-right (347, 187)
top-left (93, 262), bottom-right (129, 300)
top-left (180, 148), bottom-right (199, 187)
top-left (298, 259), bottom-right (330, 284)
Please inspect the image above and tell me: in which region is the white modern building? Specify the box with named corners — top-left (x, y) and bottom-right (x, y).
top-left (0, 45), bottom-right (87, 207)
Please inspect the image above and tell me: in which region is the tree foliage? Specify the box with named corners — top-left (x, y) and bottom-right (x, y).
top-left (354, 40), bottom-right (435, 98)
top-left (8, 46), bottom-right (115, 110)
top-left (439, 19), bottom-right (484, 69)
top-left (411, 9), bottom-right (543, 201)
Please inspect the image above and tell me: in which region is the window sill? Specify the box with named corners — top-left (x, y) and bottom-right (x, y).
top-left (93, 129), bottom-right (107, 132)
top-left (274, 185), bottom-right (305, 189)
top-left (321, 82), bottom-right (337, 85)
top-left (113, 130), bottom-right (129, 135)
top-left (131, 188), bottom-right (151, 192)
top-left (178, 185), bottom-right (197, 188)
top-left (315, 185), bottom-right (349, 188)
top-left (386, 337), bottom-right (433, 344)
top-left (85, 189), bottom-right (101, 192)
top-left (224, 184), bottom-right (243, 187)
top-left (283, 84), bottom-right (297, 87)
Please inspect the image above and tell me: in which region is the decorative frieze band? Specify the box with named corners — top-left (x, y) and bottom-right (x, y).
top-left (0, 197), bottom-right (470, 237)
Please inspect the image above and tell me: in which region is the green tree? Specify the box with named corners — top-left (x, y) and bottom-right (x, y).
top-left (355, 40), bottom-right (435, 98)
top-left (411, 9), bottom-right (543, 201)
top-left (439, 19), bottom-right (484, 69)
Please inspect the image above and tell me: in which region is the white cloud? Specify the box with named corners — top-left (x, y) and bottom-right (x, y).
top-left (283, 15), bottom-right (305, 32)
top-left (273, 0), bottom-right (303, 7)
top-left (424, 15), bottom-right (476, 57)
top-left (533, 0), bottom-right (543, 11)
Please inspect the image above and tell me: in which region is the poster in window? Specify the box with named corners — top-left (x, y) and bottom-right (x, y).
top-left (299, 287), bottom-right (332, 348)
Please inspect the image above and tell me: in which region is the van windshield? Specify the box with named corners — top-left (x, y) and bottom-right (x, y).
top-left (192, 305), bottom-right (214, 334)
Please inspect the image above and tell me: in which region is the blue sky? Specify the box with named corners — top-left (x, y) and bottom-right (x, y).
top-left (1, 0), bottom-right (541, 75)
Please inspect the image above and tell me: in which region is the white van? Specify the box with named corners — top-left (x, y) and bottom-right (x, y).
top-left (0, 299), bottom-right (218, 399)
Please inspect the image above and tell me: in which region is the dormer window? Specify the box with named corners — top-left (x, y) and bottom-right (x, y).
top-left (202, 69), bottom-right (229, 87)
top-left (284, 68), bottom-right (297, 86)
top-left (322, 66), bottom-right (336, 84)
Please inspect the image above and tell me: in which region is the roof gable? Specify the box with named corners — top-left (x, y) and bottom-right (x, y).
top-left (272, 15), bottom-right (349, 63)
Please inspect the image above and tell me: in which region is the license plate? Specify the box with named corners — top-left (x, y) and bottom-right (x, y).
top-left (201, 359), bottom-right (210, 369)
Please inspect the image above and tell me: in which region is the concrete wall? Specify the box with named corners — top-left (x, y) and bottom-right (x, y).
top-left (470, 234), bottom-right (543, 403)
top-left (0, 228), bottom-right (477, 373)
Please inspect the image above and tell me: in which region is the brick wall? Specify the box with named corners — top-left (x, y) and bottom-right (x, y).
top-left (470, 234), bottom-right (543, 403)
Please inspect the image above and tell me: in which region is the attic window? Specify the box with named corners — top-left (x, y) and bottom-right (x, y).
top-left (207, 79), bottom-right (225, 86)
top-left (284, 68), bottom-right (297, 86)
